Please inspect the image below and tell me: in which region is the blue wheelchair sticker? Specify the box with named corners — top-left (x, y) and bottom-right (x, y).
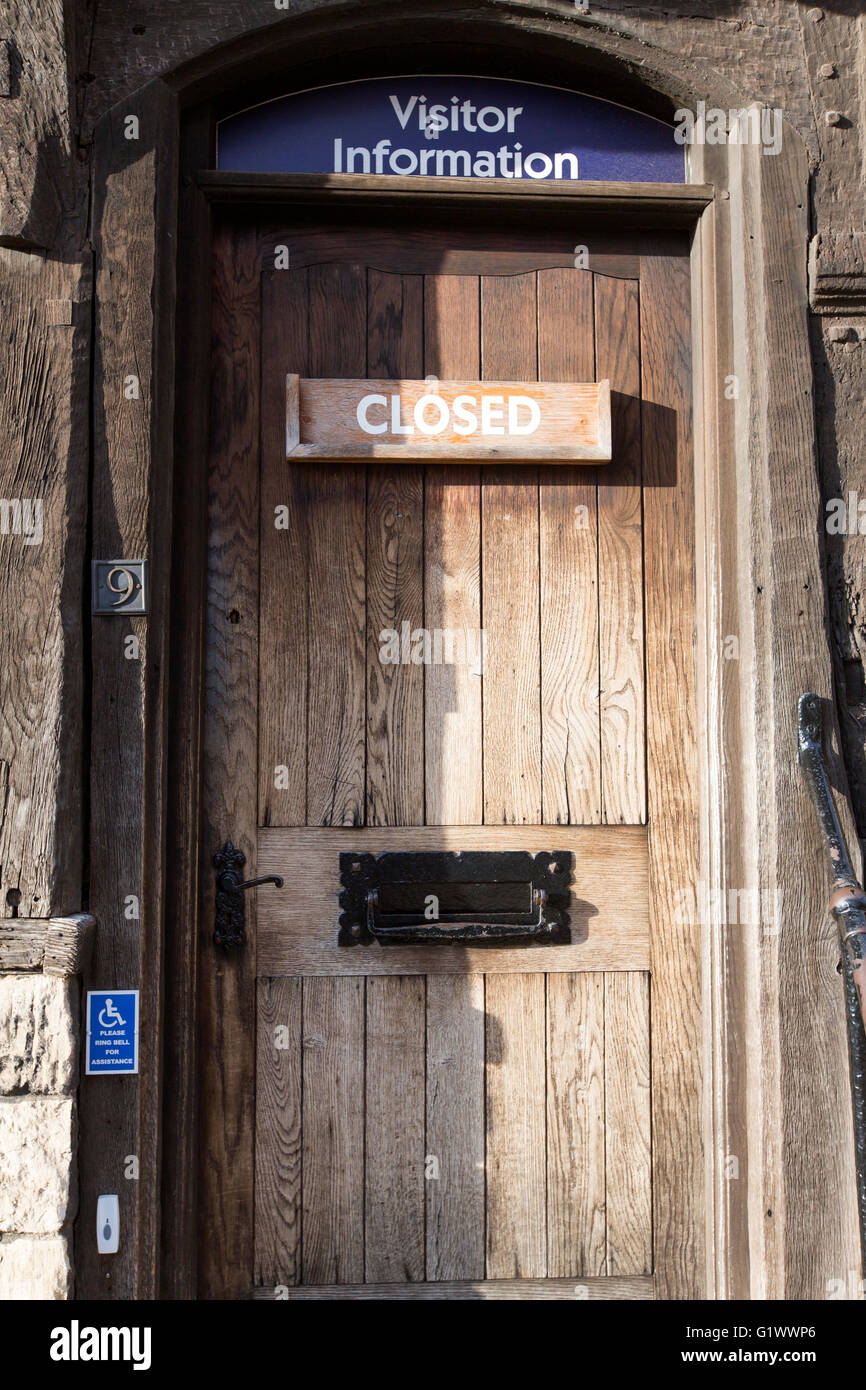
top-left (86, 990), bottom-right (139, 1075)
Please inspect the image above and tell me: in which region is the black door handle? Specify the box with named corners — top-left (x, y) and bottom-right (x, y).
top-left (213, 840), bottom-right (284, 950)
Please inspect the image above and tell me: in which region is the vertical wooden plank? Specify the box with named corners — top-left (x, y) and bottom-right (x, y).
top-left (367, 269), bottom-right (424, 379)
top-left (426, 974), bottom-right (485, 1280)
top-left (302, 977), bottom-right (365, 1284)
top-left (259, 267), bottom-right (308, 826)
top-left (366, 272), bottom-right (424, 825)
top-left (546, 972), bottom-right (606, 1276)
top-left (537, 269), bottom-right (601, 824)
top-left (595, 275), bottom-right (645, 825)
top-left (485, 974), bottom-right (547, 1278)
top-left (605, 972), bottom-right (652, 1275)
top-left (365, 975), bottom-right (426, 1282)
top-left (481, 274), bottom-right (541, 825)
top-left (306, 264), bottom-right (366, 826)
top-left (197, 221), bottom-right (261, 1299)
top-left (641, 245), bottom-right (701, 1298)
top-left (162, 107), bottom-right (212, 1297)
top-left (424, 275), bottom-right (482, 825)
top-left (80, 83), bottom-right (178, 1303)
top-left (255, 977), bottom-right (302, 1286)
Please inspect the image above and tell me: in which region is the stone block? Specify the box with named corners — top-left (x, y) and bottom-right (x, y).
top-left (0, 1096), bottom-right (76, 1233)
top-left (0, 974), bottom-right (79, 1094)
top-left (0, 1234), bottom-right (72, 1300)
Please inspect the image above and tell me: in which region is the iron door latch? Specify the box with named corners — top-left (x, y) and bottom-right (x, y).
top-left (213, 840), bottom-right (283, 950)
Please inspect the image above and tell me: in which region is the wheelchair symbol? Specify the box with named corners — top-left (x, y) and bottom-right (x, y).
top-left (98, 998), bottom-right (126, 1029)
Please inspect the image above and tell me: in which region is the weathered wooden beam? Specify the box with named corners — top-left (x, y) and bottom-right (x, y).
top-left (0, 3), bottom-right (77, 250)
top-left (253, 1275), bottom-right (654, 1300)
top-left (0, 249), bottom-right (90, 919)
top-left (0, 913), bottom-right (95, 975)
top-left (77, 76), bottom-right (178, 1303)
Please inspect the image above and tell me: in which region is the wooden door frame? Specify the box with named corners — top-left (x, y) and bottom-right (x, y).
top-left (78, 10), bottom-right (862, 1301)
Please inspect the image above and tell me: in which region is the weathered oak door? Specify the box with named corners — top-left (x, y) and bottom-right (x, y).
top-left (199, 208), bottom-right (697, 1300)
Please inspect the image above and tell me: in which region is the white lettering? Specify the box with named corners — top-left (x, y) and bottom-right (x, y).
top-left (357, 394), bottom-right (388, 434)
top-left (357, 390), bottom-right (545, 439)
top-left (508, 396), bottom-right (541, 434)
top-left (390, 147), bottom-right (418, 174)
top-left (452, 394), bottom-right (478, 435)
top-left (414, 394), bottom-right (449, 435)
top-left (391, 395), bottom-right (414, 435)
top-left (524, 151), bottom-right (553, 179)
top-left (345, 145), bottom-right (370, 172)
top-left (481, 396), bottom-right (505, 434)
top-left (554, 152), bottom-right (579, 179)
top-left (435, 149), bottom-right (471, 176)
top-left (389, 94), bottom-right (418, 129)
top-left (477, 105), bottom-right (505, 132)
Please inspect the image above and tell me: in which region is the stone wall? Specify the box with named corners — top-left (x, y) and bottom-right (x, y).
top-left (0, 917), bottom-right (93, 1299)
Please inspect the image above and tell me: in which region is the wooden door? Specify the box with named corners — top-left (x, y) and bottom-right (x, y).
top-left (199, 210), bottom-right (697, 1301)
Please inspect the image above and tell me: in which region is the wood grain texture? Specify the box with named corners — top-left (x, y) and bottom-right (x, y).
top-left (221, 232), bottom-right (673, 1300)
top-left (302, 976), bottom-right (365, 1284)
top-left (254, 1275), bottom-right (654, 1300)
top-left (425, 974), bottom-right (485, 1280)
top-left (80, 81), bottom-right (177, 1301)
top-left (306, 263), bottom-right (366, 826)
top-left (604, 971), bottom-right (652, 1276)
top-left (0, 914), bottom-right (95, 975)
top-left (366, 270), bottom-right (424, 826)
top-left (595, 275), bottom-right (645, 826)
top-left (255, 977), bottom-right (302, 1286)
top-left (259, 268), bottom-right (309, 826)
top-left (641, 246), bottom-right (702, 1299)
top-left (365, 975), bottom-right (426, 1282)
top-left (197, 220), bottom-right (262, 1299)
top-left (547, 972), bottom-right (606, 1276)
top-left (219, 227), bottom-right (645, 279)
top-left (481, 273), bottom-right (541, 825)
top-left (366, 464), bottom-right (425, 824)
top-left (0, 252), bottom-right (88, 919)
top-left (485, 972), bottom-right (547, 1278)
top-left (424, 275), bottom-right (482, 825)
top-left (759, 143), bottom-right (862, 1299)
top-left (0, 921), bottom-right (44, 971)
top-left (201, 172), bottom-right (708, 221)
top-left (538, 268), bottom-right (601, 824)
top-left (257, 824), bottom-right (649, 975)
top-left (161, 106), bottom-right (214, 1296)
top-left (0, 2), bottom-right (76, 248)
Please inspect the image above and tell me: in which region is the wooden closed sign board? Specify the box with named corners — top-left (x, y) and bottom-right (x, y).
top-left (286, 374), bottom-right (611, 462)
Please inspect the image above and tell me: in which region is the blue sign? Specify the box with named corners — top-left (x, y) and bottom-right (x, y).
top-left (86, 991), bottom-right (139, 1075)
top-left (217, 76), bottom-right (683, 184)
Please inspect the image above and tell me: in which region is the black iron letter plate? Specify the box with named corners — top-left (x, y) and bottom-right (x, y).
top-left (338, 850), bottom-right (573, 946)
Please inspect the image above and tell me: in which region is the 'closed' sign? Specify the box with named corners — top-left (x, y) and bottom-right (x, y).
top-left (286, 376), bottom-right (611, 462)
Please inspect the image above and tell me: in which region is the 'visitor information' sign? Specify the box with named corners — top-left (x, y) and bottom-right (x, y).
top-left (218, 76), bottom-right (684, 183)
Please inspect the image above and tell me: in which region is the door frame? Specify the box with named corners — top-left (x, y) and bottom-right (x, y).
top-left (78, 9), bottom-right (862, 1302)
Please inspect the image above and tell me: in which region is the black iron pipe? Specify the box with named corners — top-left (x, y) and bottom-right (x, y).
top-left (797, 692), bottom-right (866, 1272)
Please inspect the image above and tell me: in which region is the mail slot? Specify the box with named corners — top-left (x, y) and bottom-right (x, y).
top-left (338, 850), bottom-right (573, 945)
